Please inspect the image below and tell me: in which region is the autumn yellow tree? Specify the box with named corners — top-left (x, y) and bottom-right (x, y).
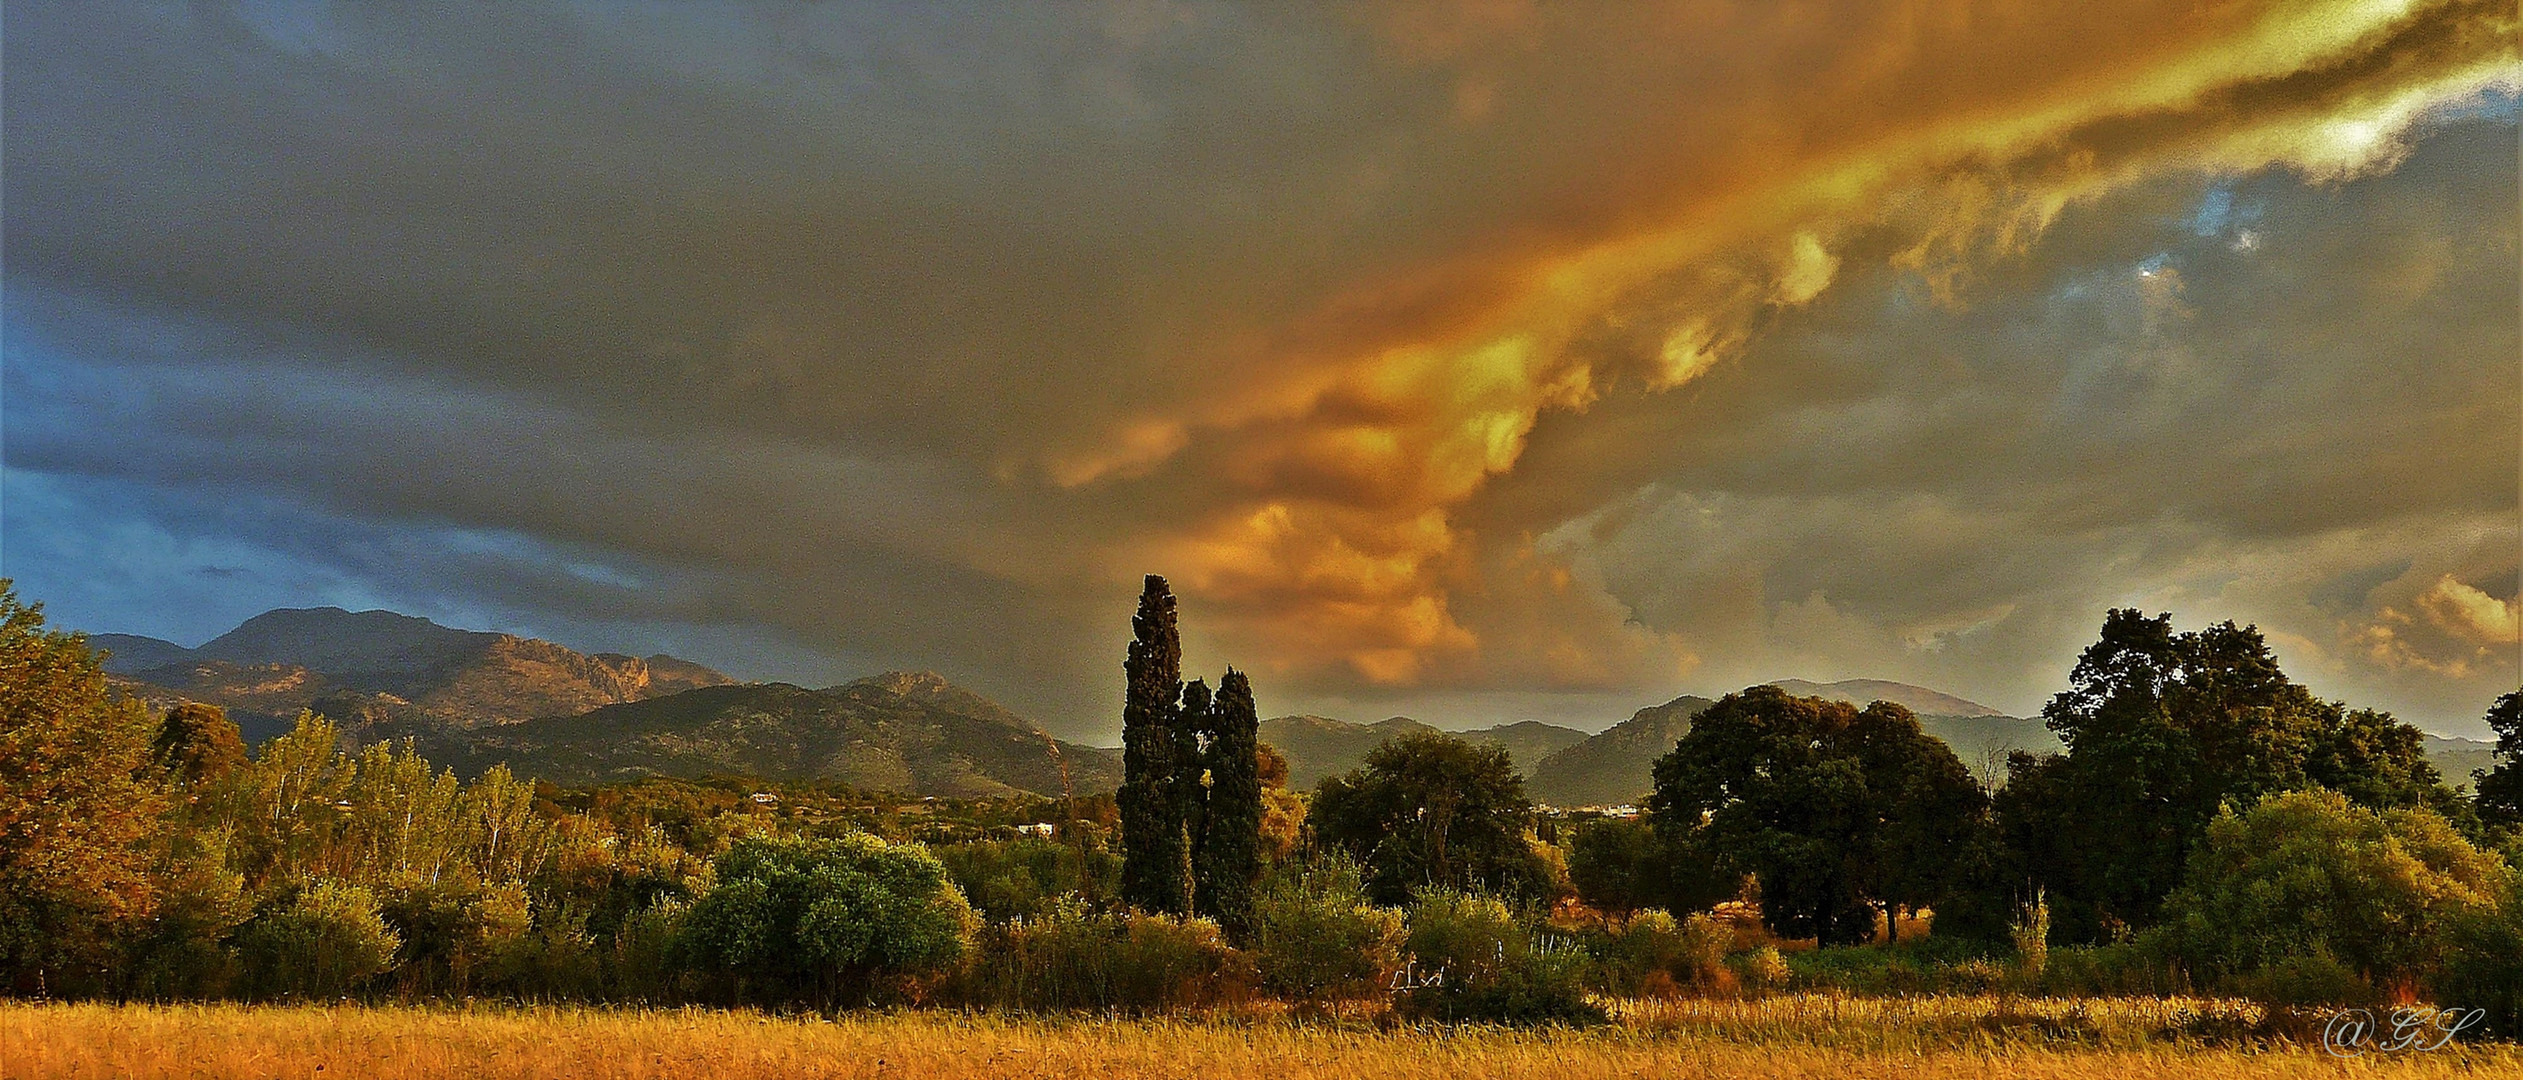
top-left (0, 581), bottom-right (167, 995)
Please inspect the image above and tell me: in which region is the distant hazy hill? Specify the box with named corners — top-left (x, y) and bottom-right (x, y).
top-left (93, 607), bottom-right (731, 734)
top-left (1767, 678), bottom-right (2002, 718)
top-left (2427, 735), bottom-right (2499, 793)
top-left (1526, 695), bottom-right (1716, 807)
top-left (1255, 715), bottom-right (1589, 790)
top-left (430, 671), bottom-right (1122, 798)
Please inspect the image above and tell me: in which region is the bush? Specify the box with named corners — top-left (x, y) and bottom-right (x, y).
top-left (2161, 790), bottom-right (2502, 1002)
top-left (379, 878), bottom-right (532, 997)
top-left (234, 880), bottom-right (401, 1000)
top-left (933, 838), bottom-right (1120, 923)
top-left (678, 833), bottom-right (978, 1005)
top-left (1395, 889), bottom-right (1603, 1026)
top-left (1250, 858), bottom-right (1403, 1003)
top-left (2040, 940), bottom-right (2187, 997)
top-left (1732, 945), bottom-right (1790, 995)
top-left (1587, 909), bottom-right (1733, 997)
top-left (2432, 866), bottom-right (2523, 1038)
top-left (963, 897), bottom-right (1250, 1011)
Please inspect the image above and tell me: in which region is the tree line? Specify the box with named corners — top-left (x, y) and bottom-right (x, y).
top-left (6, 577), bottom-right (2522, 1030)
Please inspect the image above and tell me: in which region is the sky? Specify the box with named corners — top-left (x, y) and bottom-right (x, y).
top-left (3, 1), bottom-right (2518, 741)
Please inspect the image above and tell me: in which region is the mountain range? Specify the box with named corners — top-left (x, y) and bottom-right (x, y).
top-left (94, 609), bottom-right (2495, 804)
top-left (1266, 681), bottom-right (2067, 808)
top-left (96, 607), bottom-right (733, 741)
top-left (422, 671), bottom-right (1123, 798)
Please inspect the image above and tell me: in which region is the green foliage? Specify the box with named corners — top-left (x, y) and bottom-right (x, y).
top-left (126, 830), bottom-right (253, 1000)
top-left (1311, 732), bottom-right (1557, 905)
top-left (2160, 789), bottom-right (2503, 1003)
top-left (964, 897), bottom-right (1250, 1011)
top-left (2433, 864), bottom-right (2523, 1038)
top-left (2006, 611), bottom-right (2460, 942)
top-left (1731, 945), bottom-right (1791, 995)
top-left (1778, 938), bottom-right (2010, 996)
top-left (1588, 909), bottom-right (1733, 996)
top-left (0, 583), bottom-right (167, 995)
top-left (1119, 575), bottom-right (1192, 915)
top-left (1194, 669), bottom-right (1264, 938)
top-left (1249, 856), bottom-right (1403, 1002)
top-left (378, 879), bottom-right (532, 997)
top-left (678, 834), bottom-right (976, 1004)
top-left (1395, 888), bottom-right (1603, 1026)
top-left (1566, 817), bottom-right (1731, 917)
top-left (1648, 686), bottom-right (1989, 946)
top-left (2477, 691), bottom-right (2523, 834)
top-left (234, 879), bottom-right (401, 1000)
top-left (934, 838), bottom-right (1120, 922)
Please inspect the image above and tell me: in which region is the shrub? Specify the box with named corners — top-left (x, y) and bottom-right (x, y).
top-left (1395, 889), bottom-right (1603, 1026)
top-left (379, 878), bottom-right (532, 997)
top-left (234, 880), bottom-right (401, 1000)
top-left (1589, 909), bottom-right (1732, 997)
top-left (2008, 891), bottom-right (2049, 991)
top-left (1732, 945), bottom-right (1790, 995)
top-left (2432, 866), bottom-right (2523, 1038)
top-left (934, 838), bottom-right (1120, 923)
top-left (964, 897), bottom-right (1250, 1011)
top-left (2161, 790), bottom-right (2501, 1002)
top-left (607, 898), bottom-right (689, 1003)
top-left (678, 833), bottom-right (978, 1005)
top-left (1250, 858), bottom-right (1403, 1002)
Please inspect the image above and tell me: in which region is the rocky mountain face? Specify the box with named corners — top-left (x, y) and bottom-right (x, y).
top-left (1525, 695), bottom-right (1717, 807)
top-left (428, 672), bottom-right (1123, 798)
top-left (93, 608), bottom-right (731, 737)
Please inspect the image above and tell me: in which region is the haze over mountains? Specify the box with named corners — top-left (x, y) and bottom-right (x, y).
top-left (92, 608), bottom-right (2495, 803)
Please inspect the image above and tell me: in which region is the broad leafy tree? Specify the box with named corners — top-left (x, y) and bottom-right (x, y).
top-left (0, 582), bottom-right (168, 995)
top-left (1648, 686), bottom-right (1988, 946)
top-left (1309, 731), bottom-right (1554, 904)
top-left (2000, 610), bottom-right (2459, 942)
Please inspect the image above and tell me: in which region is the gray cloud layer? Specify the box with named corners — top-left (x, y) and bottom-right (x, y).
top-left (4, 2), bottom-right (2516, 737)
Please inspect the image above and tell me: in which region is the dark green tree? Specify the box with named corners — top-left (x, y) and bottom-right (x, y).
top-left (1176, 677), bottom-right (1212, 909)
top-left (1647, 686), bottom-right (1988, 947)
top-left (1118, 575), bottom-right (1191, 914)
top-left (1309, 731), bottom-right (1553, 905)
top-left (1567, 816), bottom-right (1732, 916)
top-left (2475, 691), bottom-right (2523, 833)
top-left (1194, 669), bottom-right (1263, 937)
top-left (2000, 610), bottom-right (2460, 942)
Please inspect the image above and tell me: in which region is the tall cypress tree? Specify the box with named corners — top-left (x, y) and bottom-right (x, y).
top-left (1176, 677), bottom-right (1213, 913)
top-left (1195, 668), bottom-right (1263, 938)
top-left (1118, 576), bottom-right (1190, 914)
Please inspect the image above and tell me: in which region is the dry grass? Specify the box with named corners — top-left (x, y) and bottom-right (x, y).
top-left (7, 999), bottom-right (2516, 1080)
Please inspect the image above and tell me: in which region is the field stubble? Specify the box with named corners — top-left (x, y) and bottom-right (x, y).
top-left (6, 996), bottom-right (2516, 1080)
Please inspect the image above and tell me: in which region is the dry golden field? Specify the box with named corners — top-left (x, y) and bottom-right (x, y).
top-left (6, 998), bottom-right (2515, 1080)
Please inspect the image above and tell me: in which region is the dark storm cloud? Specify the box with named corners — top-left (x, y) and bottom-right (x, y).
top-left (2, 2), bottom-right (2514, 736)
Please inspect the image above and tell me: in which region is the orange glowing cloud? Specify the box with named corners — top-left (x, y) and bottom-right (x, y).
top-left (1051, 0), bottom-right (2517, 691)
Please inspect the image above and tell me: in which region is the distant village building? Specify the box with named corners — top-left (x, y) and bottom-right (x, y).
top-left (1015, 822), bottom-right (1056, 838)
top-left (750, 792), bottom-right (779, 806)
